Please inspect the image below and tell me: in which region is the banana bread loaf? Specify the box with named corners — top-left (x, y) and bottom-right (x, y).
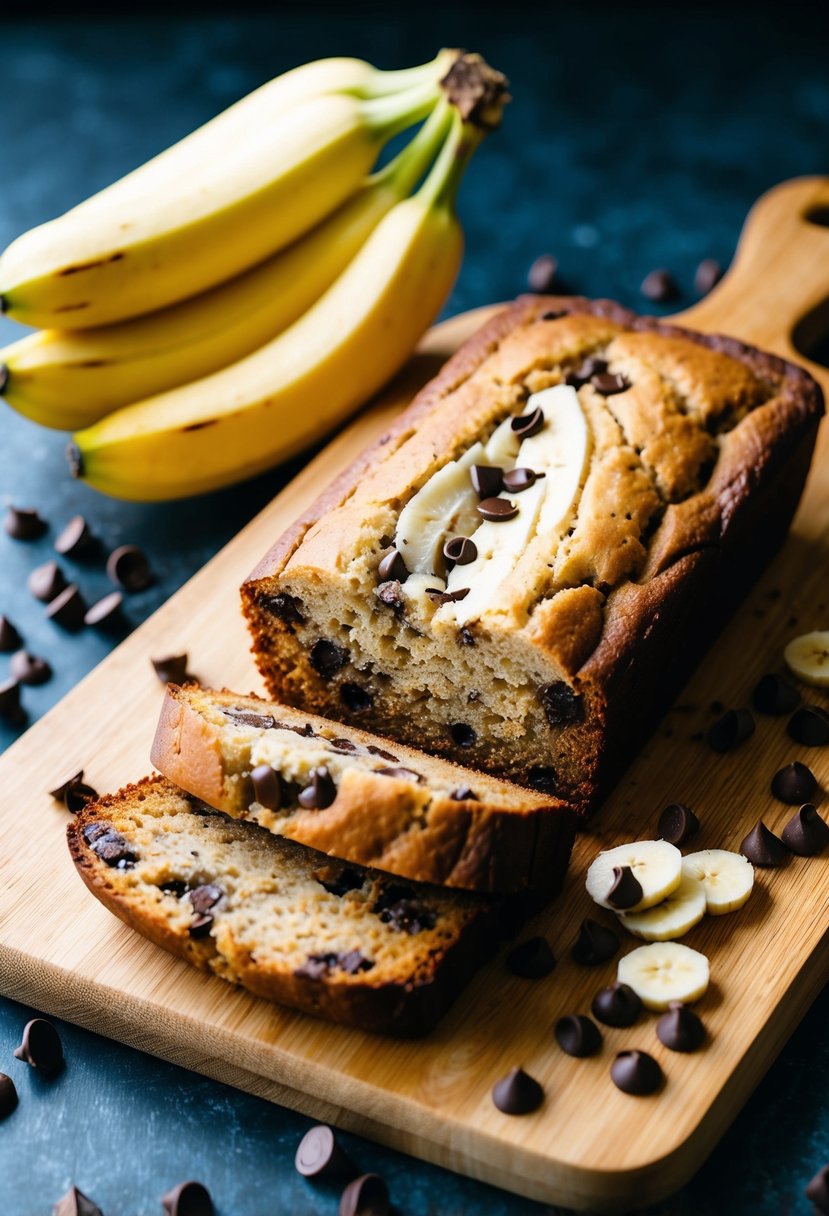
top-left (242, 295), bottom-right (823, 809)
top-left (150, 684), bottom-right (575, 894)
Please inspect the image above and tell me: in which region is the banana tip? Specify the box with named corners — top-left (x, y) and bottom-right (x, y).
top-left (67, 442), bottom-right (84, 479)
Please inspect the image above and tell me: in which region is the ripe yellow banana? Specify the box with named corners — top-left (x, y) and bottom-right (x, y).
top-left (70, 92), bottom-right (503, 501)
top-left (0, 104), bottom-right (453, 430)
top-left (0, 74), bottom-right (444, 329)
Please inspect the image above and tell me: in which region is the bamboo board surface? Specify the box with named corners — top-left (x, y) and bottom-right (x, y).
top-left (0, 177), bottom-right (828, 1212)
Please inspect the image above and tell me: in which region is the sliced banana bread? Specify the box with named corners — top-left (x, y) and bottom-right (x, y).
top-left (67, 777), bottom-right (495, 1036)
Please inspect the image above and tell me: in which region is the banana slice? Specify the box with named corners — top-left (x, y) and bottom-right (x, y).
top-left (784, 630), bottom-right (829, 688)
top-left (619, 873), bottom-right (707, 941)
top-left (585, 840), bottom-right (682, 913)
top-left (681, 850), bottom-right (754, 915)
top-left (617, 942), bottom-right (710, 1011)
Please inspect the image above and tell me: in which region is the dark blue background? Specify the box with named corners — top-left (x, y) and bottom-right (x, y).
top-left (1, 5), bottom-right (827, 1213)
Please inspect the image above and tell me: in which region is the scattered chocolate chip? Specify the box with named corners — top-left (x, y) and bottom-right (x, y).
top-left (502, 467), bottom-right (539, 493)
top-left (366, 745), bottom-right (399, 762)
top-left (54, 515), bottom-right (97, 558)
top-left (694, 258), bottom-right (723, 296)
top-left (4, 505), bottom-right (47, 540)
top-left (295, 1124), bottom-right (353, 1179)
top-left (264, 592), bottom-right (304, 624)
top-left (10, 649), bottom-right (51, 685)
top-left (373, 884), bottom-right (435, 934)
top-left (376, 580), bottom-right (404, 612)
top-left (470, 464), bottom-right (504, 498)
top-left (476, 496), bottom-right (518, 521)
top-left (706, 708), bottom-right (755, 753)
top-left (151, 653), bottom-right (189, 685)
top-left (740, 820), bottom-right (789, 867)
top-left (571, 918), bottom-right (619, 965)
top-left (251, 764), bottom-right (283, 811)
top-left (84, 592), bottom-right (123, 628)
top-left (45, 584), bottom-right (87, 630)
top-left (751, 672), bottom-right (800, 716)
top-left (49, 770), bottom-right (85, 801)
top-left (772, 761), bottom-right (817, 805)
top-left (657, 802), bottom-right (700, 846)
top-left (341, 682), bottom-right (372, 712)
top-left (591, 371), bottom-right (630, 395)
top-left (450, 722), bottom-right (476, 748)
top-left (52, 1187), bottom-right (104, 1216)
top-left (656, 1002), bottom-right (705, 1052)
top-left (781, 804), bottom-right (829, 856)
top-left (527, 253), bottom-right (558, 293)
top-left (449, 785), bottom-right (478, 801)
top-left (525, 765), bottom-right (557, 795)
top-left (806, 1164), bottom-right (829, 1214)
top-left (425, 586), bottom-right (469, 606)
top-left (318, 867), bottom-right (363, 897)
top-left (339, 1172), bottom-right (389, 1216)
top-left (458, 626), bottom-right (476, 646)
top-left (591, 981), bottom-right (642, 1028)
top-left (443, 535), bottom-right (478, 565)
top-left (606, 865), bottom-right (643, 910)
top-left (787, 705), bottom-right (829, 747)
top-left (161, 1180), bottom-right (213, 1216)
top-left (0, 678), bottom-right (26, 725)
top-left (0, 1073), bottom-right (18, 1120)
top-left (505, 937), bottom-right (556, 979)
top-left (538, 681), bottom-right (582, 726)
top-left (309, 639), bottom-right (348, 678)
top-left (640, 269), bottom-right (680, 303)
top-left (63, 778), bottom-right (98, 815)
top-left (510, 406), bottom-right (545, 439)
top-left (491, 1066), bottom-right (544, 1115)
top-left (14, 1017), bottom-right (64, 1076)
top-left (298, 766), bottom-right (337, 809)
top-left (555, 1014), bottom-right (602, 1058)
top-left (377, 547), bottom-right (407, 582)
top-left (610, 1049), bottom-right (663, 1095)
top-left (83, 821), bottom-right (136, 868)
top-left (0, 615), bottom-right (22, 652)
top-left (375, 765), bottom-right (423, 783)
top-left (566, 356), bottom-right (608, 389)
top-left (27, 560), bottom-right (67, 603)
top-left (106, 545), bottom-right (151, 592)
top-left (222, 707), bottom-right (276, 730)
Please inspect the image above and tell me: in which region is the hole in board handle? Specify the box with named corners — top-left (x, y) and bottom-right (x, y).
top-left (804, 206), bottom-right (829, 228)
top-left (792, 297), bottom-right (829, 372)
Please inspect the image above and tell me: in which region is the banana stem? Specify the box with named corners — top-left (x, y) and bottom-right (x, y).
top-left (373, 100), bottom-right (454, 196)
top-left (416, 110), bottom-right (484, 213)
top-left (362, 73), bottom-right (445, 141)
top-left (354, 49), bottom-right (459, 99)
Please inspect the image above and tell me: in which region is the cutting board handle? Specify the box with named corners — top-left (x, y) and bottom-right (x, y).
top-left (674, 176), bottom-right (829, 394)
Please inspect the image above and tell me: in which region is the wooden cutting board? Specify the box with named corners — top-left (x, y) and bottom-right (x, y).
top-left (1, 176), bottom-right (828, 1213)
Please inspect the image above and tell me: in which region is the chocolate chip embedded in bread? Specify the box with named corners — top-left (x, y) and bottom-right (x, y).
top-left (591, 371), bottom-right (631, 396)
top-left (339, 1173), bottom-right (390, 1216)
top-left (189, 884), bottom-right (224, 915)
top-left (4, 505), bottom-right (47, 540)
top-left (470, 464), bottom-right (504, 498)
top-left (45, 584), bottom-right (87, 631)
top-left (787, 705), bottom-right (829, 747)
top-left (571, 918), bottom-right (620, 965)
top-left (510, 406), bottom-right (545, 439)
top-left (491, 1066), bottom-right (544, 1114)
top-left (0, 1073), bottom-right (17, 1121)
top-left (309, 639), bottom-right (348, 678)
top-left (555, 1014), bottom-right (602, 1057)
top-left (54, 515), bottom-right (97, 559)
top-left (106, 544), bottom-right (152, 591)
top-left (161, 1180), bottom-right (213, 1216)
top-left (251, 764), bottom-right (283, 811)
top-left (449, 786), bottom-right (478, 801)
top-left (52, 1186), bottom-right (104, 1216)
top-left (443, 535), bottom-right (478, 565)
top-left (450, 722), bottom-right (476, 748)
top-left (298, 766), bottom-right (336, 809)
top-left (14, 1017), bottom-right (64, 1077)
top-left (263, 592), bottom-right (304, 624)
top-left (771, 761), bottom-right (817, 804)
top-left (317, 867), bottom-right (364, 897)
top-left (525, 765), bottom-right (557, 795)
top-left (151, 653), bottom-right (189, 685)
top-left (565, 355), bottom-right (608, 389)
top-left (376, 580), bottom-right (405, 613)
top-left (337, 949), bottom-right (374, 974)
top-left (0, 615), bottom-right (22, 653)
top-left (0, 679), bottom-right (26, 725)
top-left (329, 737), bottom-right (358, 753)
top-left (295, 951), bottom-right (373, 980)
top-left (373, 885), bottom-right (436, 934)
top-left (366, 744), bottom-right (399, 762)
top-left (82, 821), bottom-right (137, 868)
top-left (10, 650), bottom-right (51, 685)
top-left (538, 680), bottom-right (582, 726)
top-left (376, 765), bottom-right (424, 783)
top-left (377, 547), bottom-right (408, 582)
top-left (425, 587), bottom-right (470, 606)
top-left (27, 560), bottom-right (67, 603)
top-left (706, 708), bottom-right (755, 752)
top-left (222, 707), bottom-right (277, 730)
top-left (188, 914), bottom-right (214, 939)
top-left (340, 683), bottom-right (372, 712)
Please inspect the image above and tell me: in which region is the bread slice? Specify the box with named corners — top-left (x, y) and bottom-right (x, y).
top-left (150, 684), bottom-right (575, 896)
top-left (67, 776), bottom-right (496, 1036)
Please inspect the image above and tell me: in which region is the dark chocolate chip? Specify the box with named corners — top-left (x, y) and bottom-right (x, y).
top-left (377, 547), bottom-right (408, 582)
top-left (27, 559), bottom-right (67, 603)
top-left (84, 591), bottom-right (123, 628)
top-left (505, 936), bottom-right (557, 979)
top-left (14, 1017), bottom-right (64, 1076)
top-left (657, 802), bottom-right (700, 846)
top-left (510, 407), bottom-right (545, 439)
top-left (591, 981), bottom-right (642, 1028)
top-left (0, 678), bottom-right (26, 725)
top-left (706, 708), bottom-right (755, 753)
top-left (640, 268), bottom-right (680, 303)
top-left (83, 821), bottom-right (136, 867)
top-left (571, 918), bottom-right (619, 965)
top-left (740, 820), bottom-right (789, 867)
top-left (298, 766), bottom-right (337, 809)
top-left (656, 1001), bottom-right (706, 1052)
top-left (373, 884), bottom-right (435, 935)
top-left (309, 639), bottom-right (348, 678)
top-left (222, 707), bottom-right (276, 730)
top-left (491, 1066), bottom-right (544, 1115)
top-left (341, 682), bottom-right (372, 712)
top-left (591, 371), bottom-right (630, 396)
top-left (337, 949), bottom-right (373, 975)
top-left (264, 592), bottom-right (304, 624)
top-left (295, 951), bottom-right (373, 981)
top-left (606, 865), bottom-right (643, 910)
top-left (476, 496), bottom-right (518, 521)
top-left (781, 804), bottom-right (829, 856)
top-left (538, 680), bottom-right (582, 726)
top-left (555, 1014), bottom-right (602, 1058)
top-left (541, 309), bottom-right (566, 321)
top-left (694, 258), bottom-right (723, 297)
top-left (63, 779), bottom-right (98, 815)
top-left (0, 615), bottom-right (22, 652)
top-left (106, 544), bottom-right (152, 591)
top-left (295, 1124), bottom-right (353, 1179)
top-left (319, 867), bottom-right (364, 897)
top-left (49, 770), bottom-right (85, 802)
top-left (339, 1172), bottom-right (390, 1216)
top-left (450, 722), bottom-right (476, 748)
top-left (188, 884), bottom-right (224, 916)
top-left (611, 1050), bottom-right (663, 1096)
top-left (502, 467), bottom-right (539, 493)
top-left (443, 535), bottom-right (478, 565)
top-left (470, 464), bottom-right (503, 498)
top-left (458, 626), bottom-right (476, 647)
top-left (376, 580), bottom-right (405, 612)
top-left (10, 649), bottom-right (51, 685)
top-left (449, 785), bottom-right (478, 801)
top-left (366, 745), bottom-right (399, 762)
top-left (0, 1073), bottom-right (18, 1120)
top-left (161, 1180), bottom-right (213, 1216)
top-left (772, 761), bottom-right (818, 805)
top-left (425, 586), bottom-right (469, 606)
top-left (527, 253), bottom-right (558, 293)
top-left (566, 356), bottom-right (608, 389)
top-left (751, 672), bottom-right (800, 716)
top-left (525, 765), bottom-right (557, 795)
top-left (375, 765), bottom-right (423, 783)
top-left (4, 505), bottom-right (47, 540)
top-left (160, 880), bottom-right (188, 897)
top-left (54, 515), bottom-right (96, 558)
top-left (52, 1187), bottom-right (104, 1216)
top-left (806, 1164), bottom-right (829, 1214)
top-left (251, 764), bottom-right (283, 811)
top-left (45, 584), bottom-right (87, 630)
top-left (188, 914), bottom-right (214, 939)
top-left (787, 705), bottom-right (829, 747)
top-left (151, 653), bottom-right (189, 685)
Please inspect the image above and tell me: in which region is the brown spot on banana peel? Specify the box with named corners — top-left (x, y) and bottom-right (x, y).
top-left (439, 52), bottom-right (510, 129)
top-left (182, 420), bottom-right (218, 432)
top-left (57, 252), bottom-right (126, 276)
top-left (54, 302), bottom-right (91, 312)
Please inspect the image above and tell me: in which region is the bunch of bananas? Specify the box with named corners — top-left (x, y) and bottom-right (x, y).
top-left (0, 50), bottom-right (507, 501)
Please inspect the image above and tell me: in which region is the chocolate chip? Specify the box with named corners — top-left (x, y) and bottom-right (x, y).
top-left (591, 371), bottom-right (630, 395)
top-left (373, 885), bottom-right (435, 934)
top-left (338, 949), bottom-right (373, 975)
top-left (309, 639), bottom-right (348, 678)
top-left (83, 821), bottom-right (136, 868)
top-left (10, 649), bottom-right (51, 685)
top-left (295, 1124), bottom-right (353, 1179)
top-left (527, 252), bottom-right (558, 293)
top-left (806, 1164), bottom-right (829, 1214)
top-left (657, 802), bottom-right (700, 846)
top-left (771, 761), bottom-right (817, 804)
top-left (376, 580), bottom-right (405, 612)
top-left (458, 626), bottom-right (476, 646)
top-left (54, 515), bottom-right (97, 558)
top-left (510, 407), bottom-right (545, 439)
top-left (188, 884), bottom-right (224, 916)
top-left (476, 496), bottom-right (518, 521)
top-left (295, 951), bottom-right (373, 980)
top-left (541, 309), bottom-right (566, 321)
top-left (160, 880), bottom-right (189, 897)
top-left (63, 778), bottom-right (98, 814)
top-left (339, 1173), bottom-right (389, 1216)
top-left (298, 766), bottom-right (337, 809)
top-left (656, 1002), bottom-right (706, 1052)
top-left (450, 722), bottom-right (476, 748)
top-left (0, 615), bottom-right (22, 652)
top-left (443, 535), bottom-right (478, 565)
top-left (505, 936), bottom-right (556, 979)
top-left (781, 804), bottom-right (829, 856)
top-left (27, 560), bottom-right (67, 603)
top-left (45, 584), bottom-right (87, 630)
top-left (449, 786), bottom-right (478, 801)
top-left (0, 1073), bottom-right (18, 1120)
top-left (151, 653), bottom-right (189, 685)
top-left (318, 867), bottom-right (364, 897)
top-left (0, 678), bottom-right (26, 725)
top-left (740, 820), bottom-right (789, 867)
top-left (538, 681), bottom-right (581, 726)
top-left (606, 865), bottom-right (643, 910)
top-left (425, 587), bottom-right (469, 606)
top-left (566, 356), bottom-right (608, 389)
top-left (640, 269), bottom-right (680, 303)
top-left (251, 764), bottom-right (283, 811)
top-left (491, 1066), bottom-right (544, 1115)
top-left (264, 592), bottom-right (304, 624)
top-left (366, 745), bottom-right (399, 762)
top-left (4, 505), bottom-right (47, 540)
top-left (591, 982), bottom-right (642, 1028)
top-left (49, 770), bottom-right (85, 801)
top-left (377, 547), bottom-right (408, 582)
top-left (555, 1014), bottom-right (602, 1057)
top-left (341, 682), bottom-right (372, 712)
top-left (787, 705), bottom-right (829, 747)
top-left (706, 708), bottom-right (755, 752)
top-left (84, 591), bottom-right (123, 628)
top-left (694, 258), bottom-right (723, 296)
top-left (222, 707), bottom-right (276, 730)
top-left (14, 1017), bottom-right (64, 1076)
top-left (571, 918), bottom-right (619, 965)
top-left (611, 1049), bottom-right (663, 1095)
top-left (470, 464), bottom-right (504, 498)
top-left (161, 1180), bottom-right (213, 1216)
top-left (106, 544), bottom-right (152, 591)
top-left (188, 914), bottom-right (214, 939)
top-left (502, 467), bottom-right (539, 493)
top-left (376, 765), bottom-right (423, 783)
top-left (52, 1187), bottom-right (104, 1216)
top-left (751, 672), bottom-right (800, 716)
top-left (525, 765), bottom-right (557, 795)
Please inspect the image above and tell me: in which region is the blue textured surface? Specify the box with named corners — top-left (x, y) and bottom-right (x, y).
top-left (0, 6), bottom-right (828, 1214)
